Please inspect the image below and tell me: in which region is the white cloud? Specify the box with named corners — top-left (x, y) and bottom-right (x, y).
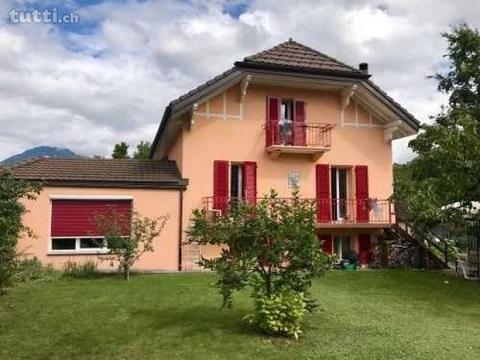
top-left (0, 0), bottom-right (479, 162)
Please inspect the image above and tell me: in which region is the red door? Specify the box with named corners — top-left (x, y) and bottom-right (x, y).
top-left (213, 160), bottom-right (229, 215)
top-left (316, 164), bottom-right (331, 223)
top-left (358, 234), bottom-right (371, 265)
top-left (355, 165), bottom-right (369, 222)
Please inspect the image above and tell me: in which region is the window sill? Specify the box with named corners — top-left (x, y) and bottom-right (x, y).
top-left (47, 250), bottom-right (109, 256)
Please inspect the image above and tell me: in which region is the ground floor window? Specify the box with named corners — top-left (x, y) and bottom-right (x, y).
top-left (49, 198), bottom-right (132, 254)
top-left (51, 237), bottom-right (107, 251)
top-left (333, 236), bottom-right (356, 262)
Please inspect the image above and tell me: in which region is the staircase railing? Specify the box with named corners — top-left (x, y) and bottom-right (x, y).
top-left (394, 206), bottom-right (455, 268)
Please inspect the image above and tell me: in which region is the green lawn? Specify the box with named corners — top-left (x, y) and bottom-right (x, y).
top-left (1, 270), bottom-right (480, 360)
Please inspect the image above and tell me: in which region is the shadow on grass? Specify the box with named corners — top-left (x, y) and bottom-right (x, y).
top-left (129, 303), bottom-right (258, 337)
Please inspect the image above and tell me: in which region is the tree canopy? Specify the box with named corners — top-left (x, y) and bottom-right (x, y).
top-left (112, 142), bottom-right (130, 159)
top-left (133, 141), bottom-right (151, 160)
top-left (395, 24), bottom-right (480, 228)
top-left (187, 191), bottom-right (330, 337)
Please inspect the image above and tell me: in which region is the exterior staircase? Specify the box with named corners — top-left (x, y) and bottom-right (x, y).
top-left (384, 221), bottom-right (454, 269)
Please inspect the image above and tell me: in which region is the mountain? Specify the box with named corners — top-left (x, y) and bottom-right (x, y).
top-left (1, 146), bottom-right (79, 166)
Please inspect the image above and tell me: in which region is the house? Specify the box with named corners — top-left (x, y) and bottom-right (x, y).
top-left (13, 39), bottom-right (419, 271)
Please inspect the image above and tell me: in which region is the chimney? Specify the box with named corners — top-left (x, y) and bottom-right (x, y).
top-left (359, 62), bottom-right (369, 74)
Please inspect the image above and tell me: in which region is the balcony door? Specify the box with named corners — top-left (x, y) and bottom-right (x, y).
top-left (331, 168), bottom-right (348, 221)
top-left (230, 164), bottom-right (243, 201)
top-left (279, 100), bottom-right (294, 145)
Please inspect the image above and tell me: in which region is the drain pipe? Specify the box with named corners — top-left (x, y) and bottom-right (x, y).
top-left (178, 189), bottom-right (184, 271)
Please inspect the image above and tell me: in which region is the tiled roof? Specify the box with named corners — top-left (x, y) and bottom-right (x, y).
top-left (236, 39), bottom-right (368, 78)
top-left (6, 158), bottom-right (187, 189)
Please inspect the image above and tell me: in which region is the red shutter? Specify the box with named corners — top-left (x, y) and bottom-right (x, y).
top-left (213, 160), bottom-right (229, 215)
top-left (51, 200), bottom-right (131, 237)
top-left (316, 164), bottom-right (331, 223)
top-left (242, 161), bottom-right (257, 204)
top-left (355, 165), bottom-right (369, 222)
top-left (320, 234), bottom-right (333, 254)
top-left (358, 234), bottom-right (371, 265)
top-left (293, 100), bottom-right (306, 146)
top-left (266, 97), bottom-right (280, 146)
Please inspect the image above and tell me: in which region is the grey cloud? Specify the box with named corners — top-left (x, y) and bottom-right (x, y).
top-left (0, 0), bottom-right (479, 162)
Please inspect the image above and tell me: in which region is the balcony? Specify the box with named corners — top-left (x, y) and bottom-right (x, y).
top-left (201, 197), bottom-right (393, 228)
top-left (316, 198), bottom-right (393, 229)
top-left (265, 123), bottom-right (333, 161)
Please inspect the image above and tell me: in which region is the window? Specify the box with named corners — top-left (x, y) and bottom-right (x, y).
top-left (334, 236), bottom-right (354, 261)
top-left (230, 164), bottom-right (243, 200)
top-left (51, 237), bottom-right (107, 251)
top-left (52, 238), bottom-right (76, 250)
top-left (49, 199), bottom-right (132, 253)
top-left (331, 168), bottom-right (348, 221)
top-left (279, 100), bottom-right (294, 145)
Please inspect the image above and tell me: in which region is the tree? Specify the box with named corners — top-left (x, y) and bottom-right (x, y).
top-left (187, 190), bottom-right (330, 338)
top-left (0, 171), bottom-right (42, 294)
top-left (133, 141), bottom-right (151, 160)
top-left (395, 24), bottom-right (480, 228)
top-left (112, 142), bottom-right (130, 159)
top-left (95, 208), bottom-right (168, 280)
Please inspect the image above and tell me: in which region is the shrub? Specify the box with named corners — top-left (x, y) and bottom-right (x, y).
top-left (247, 289), bottom-right (306, 339)
top-left (188, 190), bottom-right (330, 337)
top-left (0, 171), bottom-right (42, 294)
top-left (95, 209), bottom-right (169, 280)
top-left (14, 257), bottom-right (56, 282)
top-left (62, 260), bottom-right (99, 279)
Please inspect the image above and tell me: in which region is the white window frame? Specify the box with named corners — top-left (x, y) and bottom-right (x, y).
top-left (49, 236), bottom-right (109, 255)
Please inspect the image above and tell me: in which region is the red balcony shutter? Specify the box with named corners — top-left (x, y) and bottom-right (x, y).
top-left (320, 234), bottom-right (333, 254)
top-left (316, 164), bottom-right (331, 223)
top-left (213, 160), bottom-right (229, 214)
top-left (242, 161), bottom-right (257, 204)
top-left (266, 97), bottom-right (280, 146)
top-left (355, 165), bottom-right (369, 222)
top-left (358, 234), bottom-right (371, 265)
top-left (293, 100), bottom-right (306, 146)
top-left (51, 199), bottom-right (132, 237)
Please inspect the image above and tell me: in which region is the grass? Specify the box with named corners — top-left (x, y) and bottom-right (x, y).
top-left (1, 270), bottom-right (480, 360)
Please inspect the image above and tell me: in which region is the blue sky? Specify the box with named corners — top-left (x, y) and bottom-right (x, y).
top-left (1, 0), bottom-right (480, 161)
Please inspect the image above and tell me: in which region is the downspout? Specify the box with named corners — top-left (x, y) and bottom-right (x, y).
top-left (178, 189), bottom-right (184, 271)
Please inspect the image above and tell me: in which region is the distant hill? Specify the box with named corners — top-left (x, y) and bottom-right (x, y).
top-left (1, 146), bottom-right (79, 166)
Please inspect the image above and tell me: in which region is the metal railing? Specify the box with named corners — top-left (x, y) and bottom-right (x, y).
top-left (317, 198), bottom-right (393, 224)
top-left (202, 196), bottom-right (393, 225)
top-left (266, 123), bottom-right (333, 148)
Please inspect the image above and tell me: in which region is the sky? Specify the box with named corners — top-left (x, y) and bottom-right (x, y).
top-left (0, 0), bottom-right (479, 162)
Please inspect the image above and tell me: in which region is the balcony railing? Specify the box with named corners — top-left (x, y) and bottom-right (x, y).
top-left (201, 196), bottom-right (393, 226)
top-left (317, 198), bottom-right (393, 226)
top-left (266, 123), bottom-right (333, 148)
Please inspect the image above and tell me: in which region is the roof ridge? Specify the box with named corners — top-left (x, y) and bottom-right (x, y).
top-left (287, 39), bottom-right (363, 74)
top-left (243, 40), bottom-right (291, 61)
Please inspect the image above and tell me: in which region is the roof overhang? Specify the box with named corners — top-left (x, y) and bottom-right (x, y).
top-left (150, 67), bottom-right (420, 158)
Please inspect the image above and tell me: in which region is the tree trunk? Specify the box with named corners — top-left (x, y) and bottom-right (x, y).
top-left (123, 265), bottom-right (130, 280)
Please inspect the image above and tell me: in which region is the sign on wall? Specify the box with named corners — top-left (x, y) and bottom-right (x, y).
top-left (288, 171), bottom-right (300, 189)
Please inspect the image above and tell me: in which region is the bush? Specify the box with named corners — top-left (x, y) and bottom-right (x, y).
top-left (0, 171), bottom-right (42, 294)
top-left (247, 289), bottom-right (306, 339)
top-left (14, 257), bottom-right (56, 282)
top-left (188, 190), bottom-right (330, 337)
top-left (62, 260), bottom-right (99, 279)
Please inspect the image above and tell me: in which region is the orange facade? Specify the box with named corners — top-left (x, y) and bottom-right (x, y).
top-left (155, 83), bottom-right (402, 268)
